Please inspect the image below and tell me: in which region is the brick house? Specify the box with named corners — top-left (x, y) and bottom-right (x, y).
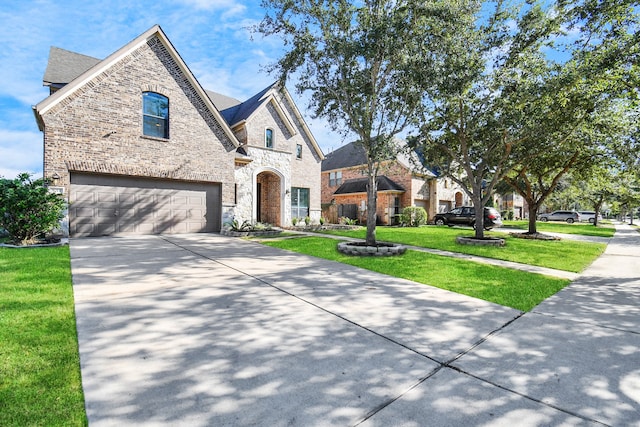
top-left (33, 25), bottom-right (324, 237)
top-left (321, 142), bottom-right (467, 224)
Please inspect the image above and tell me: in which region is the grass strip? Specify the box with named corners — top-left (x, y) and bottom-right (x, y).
top-left (316, 226), bottom-right (605, 272)
top-left (262, 236), bottom-right (569, 312)
top-left (0, 246), bottom-right (86, 427)
top-left (501, 220), bottom-right (616, 237)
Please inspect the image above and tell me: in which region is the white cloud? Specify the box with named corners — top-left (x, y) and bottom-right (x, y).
top-left (0, 129), bottom-right (43, 178)
top-left (179, 0), bottom-right (246, 12)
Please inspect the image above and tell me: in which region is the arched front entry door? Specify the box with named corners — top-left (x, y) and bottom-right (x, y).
top-left (455, 191), bottom-right (464, 207)
top-left (256, 171), bottom-right (281, 226)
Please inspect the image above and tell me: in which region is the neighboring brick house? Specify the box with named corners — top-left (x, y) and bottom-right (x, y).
top-left (33, 25), bottom-right (324, 237)
top-left (321, 142), bottom-right (467, 224)
top-left (495, 192), bottom-right (528, 219)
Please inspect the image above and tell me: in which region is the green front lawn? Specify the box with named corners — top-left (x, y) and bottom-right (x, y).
top-left (0, 246), bottom-right (86, 426)
top-left (501, 220), bottom-right (616, 237)
top-left (317, 226), bottom-right (606, 272)
top-left (262, 236), bottom-right (569, 312)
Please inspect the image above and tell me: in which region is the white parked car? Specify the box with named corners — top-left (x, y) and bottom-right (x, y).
top-left (537, 210), bottom-right (581, 223)
top-left (579, 211), bottom-right (602, 224)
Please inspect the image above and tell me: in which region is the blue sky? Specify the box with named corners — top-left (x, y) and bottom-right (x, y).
top-left (0, 0), bottom-right (342, 179)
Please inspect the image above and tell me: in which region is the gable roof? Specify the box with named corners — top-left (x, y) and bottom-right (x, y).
top-left (34, 25), bottom-right (239, 148)
top-left (334, 176), bottom-right (406, 195)
top-left (322, 140), bottom-right (435, 177)
top-left (209, 84), bottom-right (325, 160)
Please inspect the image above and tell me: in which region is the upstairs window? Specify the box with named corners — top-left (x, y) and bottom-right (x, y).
top-left (143, 92), bottom-right (169, 139)
top-left (265, 128), bottom-right (274, 149)
top-left (329, 171), bottom-right (342, 187)
top-left (296, 144), bottom-right (303, 159)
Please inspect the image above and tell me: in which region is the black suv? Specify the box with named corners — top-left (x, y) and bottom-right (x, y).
top-left (433, 206), bottom-right (503, 230)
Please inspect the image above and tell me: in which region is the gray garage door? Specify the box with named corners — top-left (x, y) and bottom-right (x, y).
top-left (69, 174), bottom-right (221, 237)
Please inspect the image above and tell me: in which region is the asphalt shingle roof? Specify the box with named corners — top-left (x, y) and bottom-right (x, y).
top-left (334, 175), bottom-right (406, 195)
top-left (321, 142), bottom-right (369, 171)
top-left (43, 47), bottom-right (101, 86)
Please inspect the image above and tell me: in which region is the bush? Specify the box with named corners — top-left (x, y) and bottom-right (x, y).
top-left (226, 219), bottom-right (252, 231)
top-left (501, 210), bottom-right (514, 220)
top-left (339, 216), bottom-right (358, 225)
top-left (400, 206), bottom-right (428, 227)
top-left (0, 173), bottom-right (66, 245)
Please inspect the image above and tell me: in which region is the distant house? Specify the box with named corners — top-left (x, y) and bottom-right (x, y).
top-left (495, 192), bottom-right (527, 220)
top-left (321, 142), bottom-right (467, 224)
top-left (33, 25), bottom-right (324, 237)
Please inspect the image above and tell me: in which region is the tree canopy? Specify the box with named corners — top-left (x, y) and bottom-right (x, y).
top-left (257, 0), bottom-right (474, 244)
top-left (257, 0), bottom-right (639, 241)
top-left (410, 0), bottom-right (639, 237)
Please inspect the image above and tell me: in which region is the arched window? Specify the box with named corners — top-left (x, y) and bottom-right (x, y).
top-left (265, 128), bottom-right (274, 149)
top-left (143, 92), bottom-right (169, 138)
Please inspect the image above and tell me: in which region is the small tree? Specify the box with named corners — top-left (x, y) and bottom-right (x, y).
top-left (0, 173), bottom-right (66, 245)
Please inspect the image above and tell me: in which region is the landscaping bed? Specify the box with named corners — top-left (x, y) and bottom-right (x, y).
top-left (317, 225), bottom-right (606, 272)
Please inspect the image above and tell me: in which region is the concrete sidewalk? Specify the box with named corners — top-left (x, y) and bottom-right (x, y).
top-left (70, 223), bottom-right (640, 426)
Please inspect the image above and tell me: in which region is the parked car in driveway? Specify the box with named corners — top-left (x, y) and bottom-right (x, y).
top-left (579, 211), bottom-right (602, 223)
top-left (537, 210), bottom-right (581, 223)
top-left (433, 206), bottom-right (503, 229)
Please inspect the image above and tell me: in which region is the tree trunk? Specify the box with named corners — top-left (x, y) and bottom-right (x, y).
top-left (472, 191), bottom-right (484, 239)
top-left (366, 172), bottom-right (377, 246)
top-left (593, 202), bottom-right (602, 227)
top-left (527, 203), bottom-right (538, 234)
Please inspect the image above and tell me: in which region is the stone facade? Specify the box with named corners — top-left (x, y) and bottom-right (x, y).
top-left (233, 94), bottom-right (322, 226)
top-left (435, 178), bottom-right (469, 213)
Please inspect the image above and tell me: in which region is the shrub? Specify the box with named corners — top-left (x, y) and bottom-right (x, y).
top-left (252, 222), bottom-right (273, 231)
top-left (501, 210), bottom-right (514, 220)
top-left (319, 216), bottom-right (325, 225)
top-left (304, 216), bottom-right (311, 225)
top-left (339, 216), bottom-right (358, 225)
top-left (400, 206), bottom-right (428, 227)
top-left (292, 217), bottom-right (299, 226)
top-left (0, 173), bottom-right (66, 245)
top-left (227, 219), bottom-right (252, 232)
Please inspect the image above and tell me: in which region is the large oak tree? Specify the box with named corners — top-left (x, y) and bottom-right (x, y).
top-left (410, 0), bottom-right (639, 238)
top-left (257, 0), bottom-right (472, 245)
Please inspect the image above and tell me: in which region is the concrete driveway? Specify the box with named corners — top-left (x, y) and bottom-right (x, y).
top-left (70, 226), bottom-right (640, 426)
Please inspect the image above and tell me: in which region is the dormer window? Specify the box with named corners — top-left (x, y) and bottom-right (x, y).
top-left (143, 92), bottom-right (169, 139)
top-left (265, 128), bottom-right (274, 149)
